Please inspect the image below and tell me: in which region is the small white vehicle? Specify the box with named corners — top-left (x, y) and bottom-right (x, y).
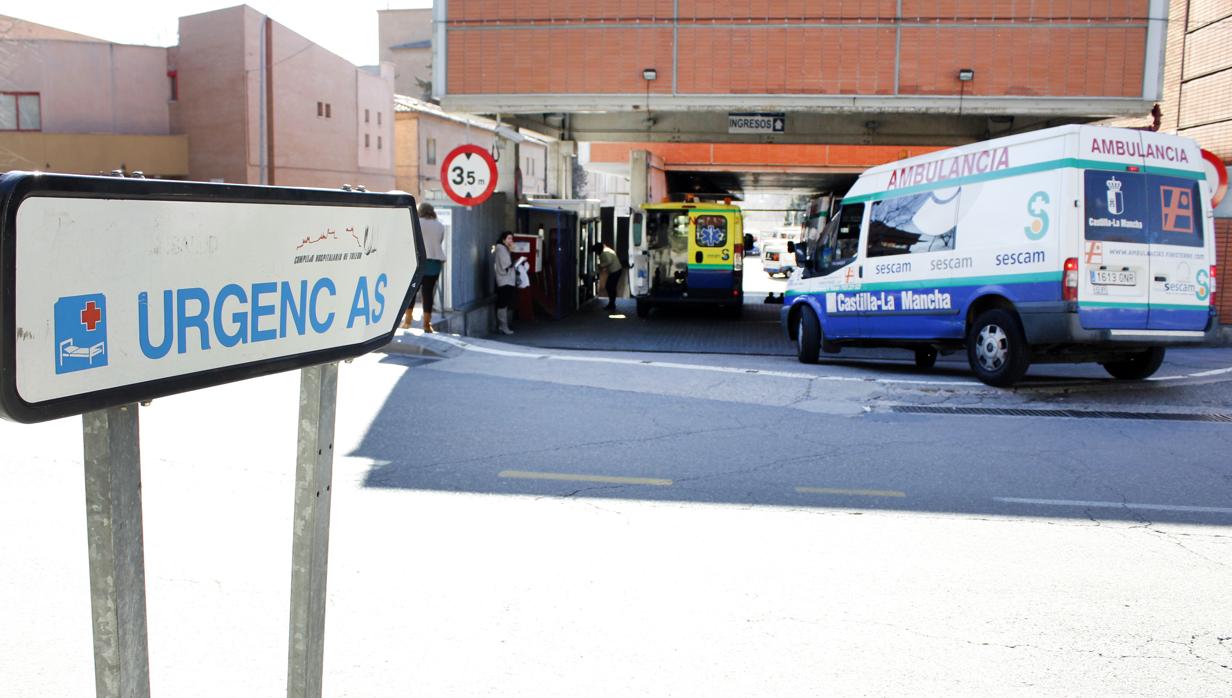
top-left (762, 241), bottom-right (795, 277)
top-left (783, 124), bottom-right (1219, 386)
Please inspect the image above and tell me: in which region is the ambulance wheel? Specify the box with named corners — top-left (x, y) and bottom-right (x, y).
top-left (636, 299), bottom-right (651, 318)
top-left (914, 347), bottom-right (938, 369)
top-left (967, 309), bottom-right (1030, 387)
top-left (796, 307), bottom-right (821, 364)
top-left (1102, 347), bottom-right (1165, 380)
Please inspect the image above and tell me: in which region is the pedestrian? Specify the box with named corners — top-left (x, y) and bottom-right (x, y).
top-left (403, 202), bottom-right (447, 332)
top-left (592, 241), bottom-right (622, 312)
top-left (492, 231), bottom-right (517, 335)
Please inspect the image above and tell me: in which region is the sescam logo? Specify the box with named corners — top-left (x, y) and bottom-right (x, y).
top-left (1196, 268), bottom-right (1211, 302)
top-left (1024, 191), bottom-right (1050, 240)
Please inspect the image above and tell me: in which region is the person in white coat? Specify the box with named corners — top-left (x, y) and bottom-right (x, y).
top-left (403, 202), bottom-right (446, 332)
top-left (492, 231), bottom-right (517, 335)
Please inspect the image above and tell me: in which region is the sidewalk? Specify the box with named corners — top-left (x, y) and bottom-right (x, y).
top-left (391, 296), bottom-right (1232, 360)
top-left (480, 298), bottom-right (794, 356)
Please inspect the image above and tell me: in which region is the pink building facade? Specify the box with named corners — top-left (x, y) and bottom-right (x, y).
top-left (1, 7), bottom-right (395, 190)
top-left (172, 5), bottom-right (394, 189)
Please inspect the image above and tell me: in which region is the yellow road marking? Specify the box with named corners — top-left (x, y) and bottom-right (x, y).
top-left (795, 486), bottom-right (906, 498)
top-left (499, 470), bottom-right (672, 486)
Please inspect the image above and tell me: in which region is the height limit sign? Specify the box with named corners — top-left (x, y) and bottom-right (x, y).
top-left (440, 144), bottom-right (498, 207)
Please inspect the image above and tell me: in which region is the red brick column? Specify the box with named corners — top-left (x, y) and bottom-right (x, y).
top-left (1217, 218), bottom-right (1232, 324)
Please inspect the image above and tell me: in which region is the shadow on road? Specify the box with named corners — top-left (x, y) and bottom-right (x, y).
top-left (354, 354), bottom-right (1232, 527)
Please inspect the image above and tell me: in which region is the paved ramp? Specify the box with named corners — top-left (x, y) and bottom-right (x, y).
top-left (500, 299), bottom-right (794, 356)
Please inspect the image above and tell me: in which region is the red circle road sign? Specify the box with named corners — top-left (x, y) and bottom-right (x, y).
top-left (1200, 149), bottom-right (1227, 208)
top-left (440, 144), bottom-right (498, 207)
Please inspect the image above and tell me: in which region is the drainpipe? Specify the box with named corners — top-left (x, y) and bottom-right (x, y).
top-left (258, 17), bottom-right (267, 184)
top-left (266, 16), bottom-right (275, 185)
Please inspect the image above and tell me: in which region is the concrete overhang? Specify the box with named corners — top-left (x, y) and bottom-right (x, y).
top-left (444, 95), bottom-right (1155, 146)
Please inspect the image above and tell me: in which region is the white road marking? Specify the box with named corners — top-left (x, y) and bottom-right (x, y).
top-left (417, 334), bottom-right (1232, 387)
top-left (499, 470), bottom-right (672, 486)
top-left (994, 497), bottom-right (1232, 515)
top-left (1186, 366), bottom-right (1232, 378)
top-left (796, 486), bottom-right (906, 498)
top-left (422, 334), bottom-right (978, 386)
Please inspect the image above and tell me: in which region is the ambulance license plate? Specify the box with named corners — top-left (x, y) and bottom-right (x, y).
top-left (1090, 270), bottom-right (1136, 286)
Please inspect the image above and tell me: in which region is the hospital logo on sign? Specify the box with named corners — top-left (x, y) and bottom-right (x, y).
top-left (54, 293), bottom-right (109, 374)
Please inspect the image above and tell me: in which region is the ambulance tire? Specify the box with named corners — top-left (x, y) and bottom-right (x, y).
top-left (967, 308), bottom-right (1031, 387)
top-left (636, 299), bottom-right (651, 318)
top-left (914, 347), bottom-right (938, 369)
top-left (1101, 347), bottom-right (1165, 380)
top-left (796, 307), bottom-right (821, 364)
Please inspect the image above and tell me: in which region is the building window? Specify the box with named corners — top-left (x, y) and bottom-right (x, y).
top-left (317, 101), bottom-right (323, 117)
top-left (377, 136), bottom-right (382, 150)
top-left (365, 109), bottom-right (370, 123)
top-left (377, 112), bottom-right (382, 125)
top-left (325, 103), bottom-right (331, 118)
top-left (365, 134), bottom-right (370, 148)
top-left (167, 71), bottom-right (178, 101)
top-left (426, 138), bottom-right (437, 164)
top-left (1, 92), bottom-right (41, 131)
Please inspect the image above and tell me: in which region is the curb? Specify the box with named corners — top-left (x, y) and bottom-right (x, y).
top-left (379, 330), bottom-right (466, 360)
top-left (1217, 325), bottom-right (1232, 347)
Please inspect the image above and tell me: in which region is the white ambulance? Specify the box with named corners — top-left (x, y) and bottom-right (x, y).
top-left (783, 125), bottom-right (1219, 386)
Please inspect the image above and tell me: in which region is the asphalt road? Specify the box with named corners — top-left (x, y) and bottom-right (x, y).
top-left (2, 339), bottom-right (1230, 696)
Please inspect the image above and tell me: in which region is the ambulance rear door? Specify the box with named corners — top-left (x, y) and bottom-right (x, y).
top-left (1140, 131), bottom-right (1212, 331)
top-left (1078, 128), bottom-right (1151, 330)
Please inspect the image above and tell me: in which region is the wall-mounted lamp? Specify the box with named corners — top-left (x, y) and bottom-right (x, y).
top-left (956, 69), bottom-right (974, 117)
top-left (642, 68), bottom-right (658, 81)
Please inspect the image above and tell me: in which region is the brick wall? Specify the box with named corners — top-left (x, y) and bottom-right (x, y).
top-left (446, 1), bottom-right (1152, 97)
top-left (1218, 218), bottom-right (1231, 324)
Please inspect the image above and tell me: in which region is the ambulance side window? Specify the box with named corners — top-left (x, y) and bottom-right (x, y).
top-left (868, 192), bottom-right (958, 257)
top-left (812, 203), bottom-right (864, 276)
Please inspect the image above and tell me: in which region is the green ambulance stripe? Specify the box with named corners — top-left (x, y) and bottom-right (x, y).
top-left (842, 157), bottom-right (1205, 204)
top-left (690, 263), bottom-right (735, 270)
top-left (1079, 301), bottom-right (1209, 310)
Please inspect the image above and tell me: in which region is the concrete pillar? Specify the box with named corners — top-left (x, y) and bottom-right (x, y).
top-left (547, 140), bottom-right (576, 199)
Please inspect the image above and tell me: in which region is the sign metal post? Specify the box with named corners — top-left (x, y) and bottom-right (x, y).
top-left (287, 362), bottom-right (338, 698)
top-left (82, 403), bottom-right (151, 698)
top-left (0, 172), bottom-right (423, 698)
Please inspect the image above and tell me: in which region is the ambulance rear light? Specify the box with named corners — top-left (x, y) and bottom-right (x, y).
top-left (733, 244), bottom-right (743, 271)
top-left (1063, 257), bottom-right (1079, 301)
top-left (1211, 264), bottom-right (1218, 309)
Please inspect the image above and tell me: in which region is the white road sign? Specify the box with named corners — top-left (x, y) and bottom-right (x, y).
top-left (728, 112), bottom-right (786, 134)
top-left (440, 144), bottom-right (498, 206)
top-left (0, 173), bottom-right (422, 423)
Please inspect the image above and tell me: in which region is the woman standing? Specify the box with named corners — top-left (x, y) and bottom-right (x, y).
top-left (492, 231), bottom-right (517, 335)
top-left (402, 202), bottom-right (446, 332)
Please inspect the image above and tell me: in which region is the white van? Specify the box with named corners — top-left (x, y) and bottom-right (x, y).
top-left (762, 240), bottom-right (795, 276)
top-left (783, 125), bottom-right (1219, 386)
